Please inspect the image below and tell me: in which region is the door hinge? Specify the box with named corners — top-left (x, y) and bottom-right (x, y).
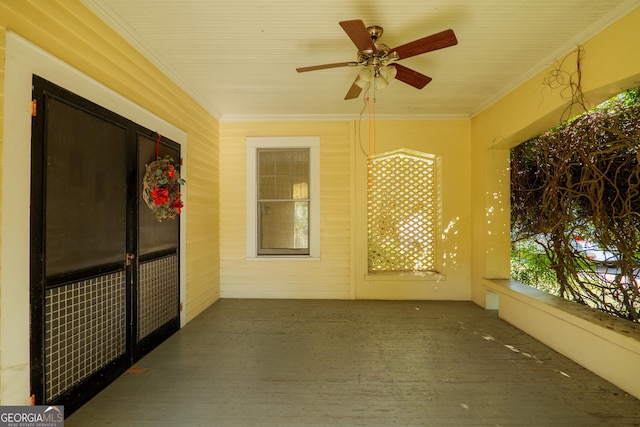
top-left (179, 303), bottom-right (183, 312)
top-left (126, 253), bottom-right (136, 266)
top-left (31, 100), bottom-right (37, 117)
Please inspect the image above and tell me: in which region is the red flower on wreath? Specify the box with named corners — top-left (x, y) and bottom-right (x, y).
top-left (166, 164), bottom-right (176, 178)
top-left (152, 187), bottom-right (170, 205)
top-left (171, 197), bottom-right (183, 214)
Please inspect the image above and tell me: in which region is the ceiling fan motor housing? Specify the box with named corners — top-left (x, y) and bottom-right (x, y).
top-left (358, 43), bottom-right (398, 72)
top-left (358, 26), bottom-right (399, 69)
top-left (367, 25), bottom-right (384, 41)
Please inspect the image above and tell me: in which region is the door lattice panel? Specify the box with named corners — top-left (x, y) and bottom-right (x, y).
top-left (44, 272), bottom-right (126, 401)
top-left (368, 151), bottom-right (436, 272)
top-left (138, 254), bottom-right (179, 341)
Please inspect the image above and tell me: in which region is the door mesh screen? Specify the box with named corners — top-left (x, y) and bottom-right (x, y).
top-left (138, 254), bottom-right (179, 340)
top-left (44, 272), bottom-right (126, 401)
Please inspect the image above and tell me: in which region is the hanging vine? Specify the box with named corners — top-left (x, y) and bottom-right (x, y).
top-left (541, 45), bottom-right (588, 120)
top-left (511, 49), bottom-right (640, 322)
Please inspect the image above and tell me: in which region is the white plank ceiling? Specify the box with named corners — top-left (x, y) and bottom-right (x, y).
top-left (82, 0), bottom-right (639, 120)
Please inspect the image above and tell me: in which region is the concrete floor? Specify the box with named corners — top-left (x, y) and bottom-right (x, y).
top-left (66, 299), bottom-right (640, 426)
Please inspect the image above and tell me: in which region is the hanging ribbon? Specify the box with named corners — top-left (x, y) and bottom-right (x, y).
top-left (155, 133), bottom-right (161, 160)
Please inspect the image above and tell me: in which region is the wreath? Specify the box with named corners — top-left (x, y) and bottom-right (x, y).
top-left (143, 155), bottom-right (185, 221)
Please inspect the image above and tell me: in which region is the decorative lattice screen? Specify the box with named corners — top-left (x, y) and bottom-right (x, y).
top-left (368, 150), bottom-right (435, 272)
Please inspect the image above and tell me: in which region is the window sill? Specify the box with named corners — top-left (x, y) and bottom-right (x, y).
top-left (246, 256), bottom-right (321, 261)
top-left (365, 271), bottom-right (445, 281)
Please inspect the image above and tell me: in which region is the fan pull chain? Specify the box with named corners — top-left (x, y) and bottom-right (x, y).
top-left (366, 96), bottom-right (372, 157)
top-left (366, 95), bottom-right (372, 193)
top-left (373, 92), bottom-right (377, 155)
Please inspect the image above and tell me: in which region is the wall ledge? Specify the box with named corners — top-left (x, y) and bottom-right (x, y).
top-left (485, 279), bottom-right (640, 345)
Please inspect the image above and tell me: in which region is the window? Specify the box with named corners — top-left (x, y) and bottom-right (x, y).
top-left (247, 137), bottom-right (320, 258)
top-left (367, 149), bottom-right (436, 272)
top-left (257, 148), bottom-right (309, 255)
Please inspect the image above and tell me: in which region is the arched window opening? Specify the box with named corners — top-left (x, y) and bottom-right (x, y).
top-left (367, 149), bottom-right (436, 272)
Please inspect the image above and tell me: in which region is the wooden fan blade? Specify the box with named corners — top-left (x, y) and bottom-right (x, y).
top-left (393, 64), bottom-right (432, 89)
top-left (344, 78), bottom-right (363, 100)
top-left (389, 29), bottom-right (457, 60)
top-left (339, 20), bottom-right (377, 53)
top-left (296, 62), bottom-right (357, 72)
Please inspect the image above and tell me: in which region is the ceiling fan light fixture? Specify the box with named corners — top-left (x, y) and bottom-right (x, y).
top-left (355, 66), bottom-right (374, 88)
top-left (355, 65), bottom-right (397, 90)
top-left (375, 65), bottom-right (397, 89)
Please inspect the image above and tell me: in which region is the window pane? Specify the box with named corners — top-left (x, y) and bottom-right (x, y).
top-left (291, 150), bottom-right (309, 174)
top-left (258, 149), bottom-right (309, 200)
top-left (259, 150), bottom-right (278, 175)
top-left (291, 151), bottom-right (309, 199)
top-left (258, 176), bottom-right (276, 199)
top-left (276, 151), bottom-right (294, 174)
top-left (275, 175), bottom-right (292, 199)
top-left (259, 201), bottom-right (309, 253)
top-left (292, 177), bottom-right (308, 199)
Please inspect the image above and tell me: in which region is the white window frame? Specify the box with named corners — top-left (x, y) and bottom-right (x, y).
top-left (246, 136), bottom-right (320, 259)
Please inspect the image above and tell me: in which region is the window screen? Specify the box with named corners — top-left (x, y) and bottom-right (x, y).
top-left (44, 97), bottom-right (127, 276)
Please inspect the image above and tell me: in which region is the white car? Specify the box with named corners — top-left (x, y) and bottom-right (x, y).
top-left (570, 238), bottom-right (620, 265)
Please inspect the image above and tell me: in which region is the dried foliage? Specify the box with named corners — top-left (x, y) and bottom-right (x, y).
top-left (541, 46), bottom-right (587, 120)
top-left (511, 88), bottom-right (640, 322)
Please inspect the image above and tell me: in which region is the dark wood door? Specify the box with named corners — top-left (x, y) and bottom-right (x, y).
top-left (30, 75), bottom-right (180, 415)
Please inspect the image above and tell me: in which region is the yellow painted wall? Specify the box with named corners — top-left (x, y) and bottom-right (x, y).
top-left (220, 121), bottom-right (353, 298)
top-left (219, 119), bottom-right (471, 300)
top-left (0, 0), bottom-right (219, 403)
top-left (470, 7), bottom-right (640, 306)
top-left (0, 0), bottom-right (220, 318)
top-left (354, 120), bottom-right (471, 300)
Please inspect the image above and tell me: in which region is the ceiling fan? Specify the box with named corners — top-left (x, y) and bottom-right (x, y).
top-left (296, 20), bottom-right (458, 100)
